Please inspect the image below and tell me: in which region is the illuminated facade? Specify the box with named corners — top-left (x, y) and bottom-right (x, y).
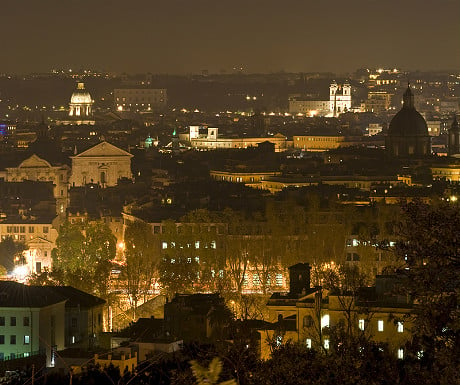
top-left (288, 82), bottom-right (352, 117)
top-left (69, 141), bottom-right (133, 187)
top-left (330, 81), bottom-right (352, 116)
top-left (189, 126), bottom-right (287, 152)
top-left (69, 82), bottom-right (94, 117)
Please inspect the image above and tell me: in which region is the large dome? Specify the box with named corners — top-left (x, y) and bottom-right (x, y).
top-left (388, 86), bottom-right (428, 137)
top-left (70, 82), bottom-right (93, 104)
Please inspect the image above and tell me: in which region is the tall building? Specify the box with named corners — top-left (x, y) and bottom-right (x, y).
top-left (385, 86), bottom-right (431, 157)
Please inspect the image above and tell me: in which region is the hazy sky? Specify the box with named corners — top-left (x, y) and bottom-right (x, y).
top-left (1, 0), bottom-right (459, 74)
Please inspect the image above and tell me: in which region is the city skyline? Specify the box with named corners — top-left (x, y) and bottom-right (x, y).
top-left (1, 0), bottom-right (459, 75)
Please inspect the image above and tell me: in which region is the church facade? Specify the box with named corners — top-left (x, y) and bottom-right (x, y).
top-left (69, 141), bottom-right (133, 187)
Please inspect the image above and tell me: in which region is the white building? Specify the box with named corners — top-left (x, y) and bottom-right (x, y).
top-left (69, 82), bottom-right (94, 118)
top-left (188, 126), bottom-right (287, 152)
top-left (288, 82), bottom-right (352, 117)
top-left (0, 281), bottom-right (66, 366)
top-left (69, 141), bottom-right (133, 187)
top-left (330, 81), bottom-right (352, 116)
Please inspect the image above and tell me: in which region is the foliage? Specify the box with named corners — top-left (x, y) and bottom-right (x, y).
top-left (51, 220), bottom-right (116, 297)
top-left (395, 201), bottom-right (460, 383)
top-left (191, 357), bottom-right (236, 385)
top-left (122, 220), bottom-right (158, 319)
top-left (0, 236), bottom-right (26, 271)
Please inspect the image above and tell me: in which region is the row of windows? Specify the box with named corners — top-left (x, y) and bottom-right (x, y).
top-left (5, 226), bottom-right (49, 234)
top-left (0, 335), bottom-right (30, 344)
top-left (162, 241), bottom-right (217, 249)
top-left (0, 316), bottom-right (29, 327)
top-left (302, 315), bottom-right (404, 333)
top-left (304, 338), bottom-right (405, 358)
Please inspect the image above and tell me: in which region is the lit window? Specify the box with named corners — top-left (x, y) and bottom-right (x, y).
top-left (397, 348), bottom-right (404, 359)
top-left (195, 241), bottom-right (200, 249)
top-left (24, 335), bottom-right (30, 344)
top-left (276, 335), bottom-right (282, 347)
top-left (324, 339), bottom-right (330, 349)
top-left (162, 242), bottom-right (167, 249)
top-left (306, 338), bottom-right (312, 348)
top-left (358, 319), bottom-right (365, 331)
top-left (276, 274), bottom-right (283, 286)
top-left (397, 322), bottom-right (404, 333)
top-left (210, 241), bottom-right (216, 249)
top-left (378, 320), bottom-right (384, 332)
top-left (321, 314), bottom-right (330, 329)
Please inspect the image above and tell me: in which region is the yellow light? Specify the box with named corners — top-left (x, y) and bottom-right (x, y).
top-left (450, 195), bottom-right (457, 202)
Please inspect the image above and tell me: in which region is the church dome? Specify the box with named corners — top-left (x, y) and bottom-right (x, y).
top-left (388, 86), bottom-right (428, 137)
top-left (70, 82), bottom-right (93, 104)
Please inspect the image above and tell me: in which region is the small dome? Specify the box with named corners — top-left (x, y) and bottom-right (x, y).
top-left (388, 86), bottom-right (428, 137)
top-left (70, 82), bottom-right (93, 104)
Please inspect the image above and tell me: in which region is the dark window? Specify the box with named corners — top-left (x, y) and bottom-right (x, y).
top-left (10, 317), bottom-right (16, 326)
top-left (303, 315), bottom-right (314, 328)
top-left (0, 317), bottom-right (4, 326)
top-left (0, 335), bottom-right (4, 344)
top-left (36, 262), bottom-right (42, 273)
top-left (98, 314), bottom-right (102, 326)
top-left (23, 317), bottom-right (30, 327)
top-left (10, 335), bottom-right (16, 345)
top-left (71, 318), bottom-right (77, 328)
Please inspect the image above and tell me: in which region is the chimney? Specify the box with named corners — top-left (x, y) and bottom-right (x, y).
top-left (288, 263), bottom-right (311, 296)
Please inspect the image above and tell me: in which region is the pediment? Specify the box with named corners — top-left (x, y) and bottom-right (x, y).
top-left (27, 236), bottom-right (54, 246)
top-left (73, 141), bottom-right (133, 158)
top-left (18, 154), bottom-right (52, 169)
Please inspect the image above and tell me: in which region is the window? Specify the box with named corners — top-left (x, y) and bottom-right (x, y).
top-left (276, 274), bottom-right (283, 286)
top-left (0, 335), bottom-right (4, 344)
top-left (306, 338), bottom-right (312, 348)
top-left (378, 320), bottom-right (384, 332)
top-left (321, 314), bottom-right (330, 329)
top-left (324, 339), bottom-right (330, 349)
top-left (43, 226), bottom-right (49, 234)
top-left (397, 348), bottom-right (404, 359)
top-left (23, 317), bottom-right (30, 327)
top-left (71, 318), bottom-right (77, 328)
top-left (358, 319), bottom-right (365, 331)
top-left (397, 321), bottom-right (404, 333)
top-left (10, 317), bottom-right (16, 326)
top-left (303, 315), bottom-right (314, 328)
top-left (0, 317), bottom-right (4, 326)
top-left (162, 242), bottom-right (168, 249)
top-left (24, 335), bottom-right (30, 344)
top-left (28, 226), bottom-right (35, 233)
top-left (10, 335), bottom-right (16, 345)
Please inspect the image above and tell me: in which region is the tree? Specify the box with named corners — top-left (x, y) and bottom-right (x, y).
top-left (191, 357), bottom-right (236, 385)
top-left (52, 220), bottom-right (116, 297)
top-left (395, 201), bottom-right (460, 382)
top-left (122, 220), bottom-right (158, 320)
top-left (0, 236), bottom-right (26, 272)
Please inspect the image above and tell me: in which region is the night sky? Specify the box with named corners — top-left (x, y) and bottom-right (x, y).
top-left (2, 0), bottom-right (459, 74)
